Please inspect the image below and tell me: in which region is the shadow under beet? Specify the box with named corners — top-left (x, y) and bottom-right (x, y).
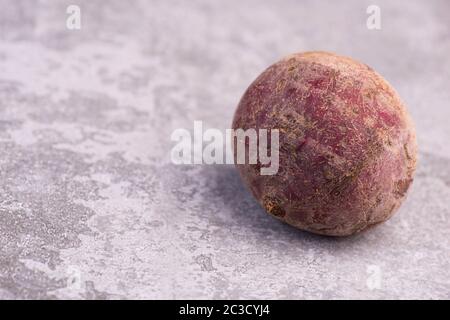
top-left (201, 151), bottom-right (450, 249)
top-left (201, 164), bottom-right (343, 244)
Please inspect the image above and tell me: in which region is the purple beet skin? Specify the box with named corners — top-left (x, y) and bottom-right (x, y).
top-left (232, 51), bottom-right (417, 236)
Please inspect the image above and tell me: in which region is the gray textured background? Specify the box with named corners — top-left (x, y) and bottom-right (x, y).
top-left (0, 0), bottom-right (449, 299)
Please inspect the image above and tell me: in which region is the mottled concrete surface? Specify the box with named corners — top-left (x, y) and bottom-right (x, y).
top-left (0, 0), bottom-right (449, 299)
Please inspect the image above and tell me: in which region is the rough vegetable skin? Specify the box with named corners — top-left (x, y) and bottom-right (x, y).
top-left (232, 51), bottom-right (417, 236)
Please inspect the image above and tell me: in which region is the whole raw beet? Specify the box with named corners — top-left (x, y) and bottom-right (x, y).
top-left (232, 51), bottom-right (417, 236)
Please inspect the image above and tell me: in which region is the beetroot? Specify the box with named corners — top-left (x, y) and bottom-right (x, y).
top-left (232, 51), bottom-right (417, 236)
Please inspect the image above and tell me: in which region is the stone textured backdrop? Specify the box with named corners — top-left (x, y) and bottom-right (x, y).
top-left (0, 0), bottom-right (449, 299)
